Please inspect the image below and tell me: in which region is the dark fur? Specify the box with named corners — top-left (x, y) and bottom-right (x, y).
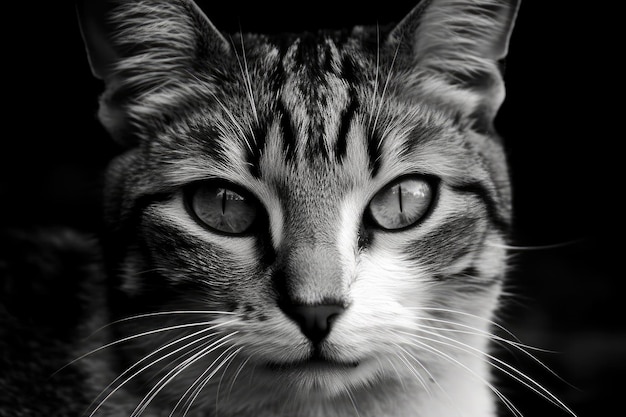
top-left (0, 229), bottom-right (103, 416)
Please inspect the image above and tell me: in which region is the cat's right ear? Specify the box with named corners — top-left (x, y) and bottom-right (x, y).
top-left (76, 0), bottom-right (231, 143)
top-left (76, 0), bottom-right (230, 81)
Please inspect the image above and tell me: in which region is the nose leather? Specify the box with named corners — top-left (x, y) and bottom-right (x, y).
top-left (281, 303), bottom-right (345, 344)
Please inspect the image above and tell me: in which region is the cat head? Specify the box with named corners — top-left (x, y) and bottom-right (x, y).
top-left (78, 0), bottom-right (519, 413)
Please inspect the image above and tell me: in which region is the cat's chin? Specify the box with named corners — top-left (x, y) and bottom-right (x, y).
top-left (256, 353), bottom-right (380, 398)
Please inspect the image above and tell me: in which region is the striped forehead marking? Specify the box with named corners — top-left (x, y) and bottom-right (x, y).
top-left (243, 33), bottom-right (381, 177)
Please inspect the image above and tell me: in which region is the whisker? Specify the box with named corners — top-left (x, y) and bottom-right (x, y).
top-left (228, 31), bottom-right (259, 148)
top-left (400, 334), bottom-right (522, 417)
top-left (372, 37), bottom-right (402, 151)
top-left (381, 355), bottom-right (408, 392)
top-left (401, 329), bottom-right (577, 416)
top-left (61, 319), bottom-right (232, 376)
top-left (345, 386), bottom-right (362, 417)
top-left (90, 310), bottom-right (236, 336)
top-left (131, 332), bottom-right (238, 417)
top-left (169, 345), bottom-right (236, 417)
top-left (87, 323), bottom-right (235, 417)
top-left (392, 340), bottom-right (475, 417)
top-left (181, 68), bottom-right (258, 152)
top-left (210, 91), bottom-right (255, 155)
top-left (414, 316), bottom-right (551, 354)
top-left (214, 346), bottom-right (244, 414)
top-left (393, 342), bottom-right (470, 417)
top-left (389, 343), bottom-right (433, 397)
top-left (238, 30), bottom-right (259, 126)
top-left (226, 354), bottom-right (253, 402)
top-left (376, 112), bottom-right (404, 149)
top-left (409, 311), bottom-right (569, 384)
top-left (367, 23), bottom-right (380, 131)
top-left (132, 338), bottom-right (232, 417)
top-left (177, 346), bottom-right (243, 417)
top-left (406, 306), bottom-right (522, 343)
top-left (485, 240), bottom-right (583, 251)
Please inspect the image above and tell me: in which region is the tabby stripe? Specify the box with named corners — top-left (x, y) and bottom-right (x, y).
top-left (339, 54), bottom-right (359, 84)
top-left (246, 120), bottom-right (268, 178)
top-left (366, 127), bottom-right (383, 177)
top-left (443, 266), bottom-right (502, 294)
top-left (306, 111), bottom-right (330, 162)
top-left (434, 266), bottom-right (501, 288)
top-left (405, 216), bottom-right (479, 268)
top-left (450, 182), bottom-right (510, 233)
top-left (335, 94), bottom-right (358, 162)
top-left (277, 99), bottom-right (296, 160)
top-left (103, 192), bottom-right (172, 291)
top-left (458, 265), bottom-right (501, 285)
top-left (189, 122), bottom-right (231, 168)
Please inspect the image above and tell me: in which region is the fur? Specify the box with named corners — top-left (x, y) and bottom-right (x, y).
top-left (1, 1), bottom-right (576, 416)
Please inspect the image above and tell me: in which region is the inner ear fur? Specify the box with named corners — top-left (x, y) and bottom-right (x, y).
top-left (76, 0), bottom-right (232, 144)
top-left (387, 0), bottom-right (521, 126)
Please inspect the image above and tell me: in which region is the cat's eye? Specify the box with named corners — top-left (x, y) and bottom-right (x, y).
top-left (367, 177), bottom-right (434, 230)
top-left (186, 182), bottom-right (259, 235)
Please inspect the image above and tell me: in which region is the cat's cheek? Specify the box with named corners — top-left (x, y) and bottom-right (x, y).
top-left (356, 249), bottom-right (430, 307)
top-left (132, 198), bottom-right (266, 304)
top-left (332, 251), bottom-right (431, 348)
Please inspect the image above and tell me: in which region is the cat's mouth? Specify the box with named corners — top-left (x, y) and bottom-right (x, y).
top-left (265, 351), bottom-right (360, 372)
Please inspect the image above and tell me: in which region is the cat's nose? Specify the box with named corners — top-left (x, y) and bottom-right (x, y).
top-left (281, 303), bottom-right (345, 344)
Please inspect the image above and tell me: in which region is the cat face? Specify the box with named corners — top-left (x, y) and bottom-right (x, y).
top-left (78, 0), bottom-right (521, 415)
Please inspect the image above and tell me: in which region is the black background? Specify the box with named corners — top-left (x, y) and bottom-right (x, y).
top-left (1, 1), bottom-right (622, 416)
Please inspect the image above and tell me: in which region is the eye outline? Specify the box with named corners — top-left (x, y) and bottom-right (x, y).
top-left (183, 179), bottom-right (263, 237)
top-left (364, 174), bottom-right (439, 232)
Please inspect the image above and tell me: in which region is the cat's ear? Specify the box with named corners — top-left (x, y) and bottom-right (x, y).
top-left (76, 0), bottom-right (231, 142)
top-left (388, 0), bottom-right (520, 129)
top-left (76, 0), bottom-right (230, 80)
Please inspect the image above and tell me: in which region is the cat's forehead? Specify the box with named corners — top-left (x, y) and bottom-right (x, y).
top-left (138, 30), bottom-right (476, 200)
top-left (247, 33), bottom-right (368, 177)
top-left (219, 32), bottom-right (445, 173)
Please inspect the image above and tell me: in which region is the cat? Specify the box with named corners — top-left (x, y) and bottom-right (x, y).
top-left (0, 0), bottom-right (577, 416)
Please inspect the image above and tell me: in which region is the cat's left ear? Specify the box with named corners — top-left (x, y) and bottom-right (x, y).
top-left (389, 0), bottom-right (520, 129)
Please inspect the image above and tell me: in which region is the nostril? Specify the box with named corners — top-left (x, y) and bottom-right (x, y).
top-left (280, 303), bottom-right (345, 344)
